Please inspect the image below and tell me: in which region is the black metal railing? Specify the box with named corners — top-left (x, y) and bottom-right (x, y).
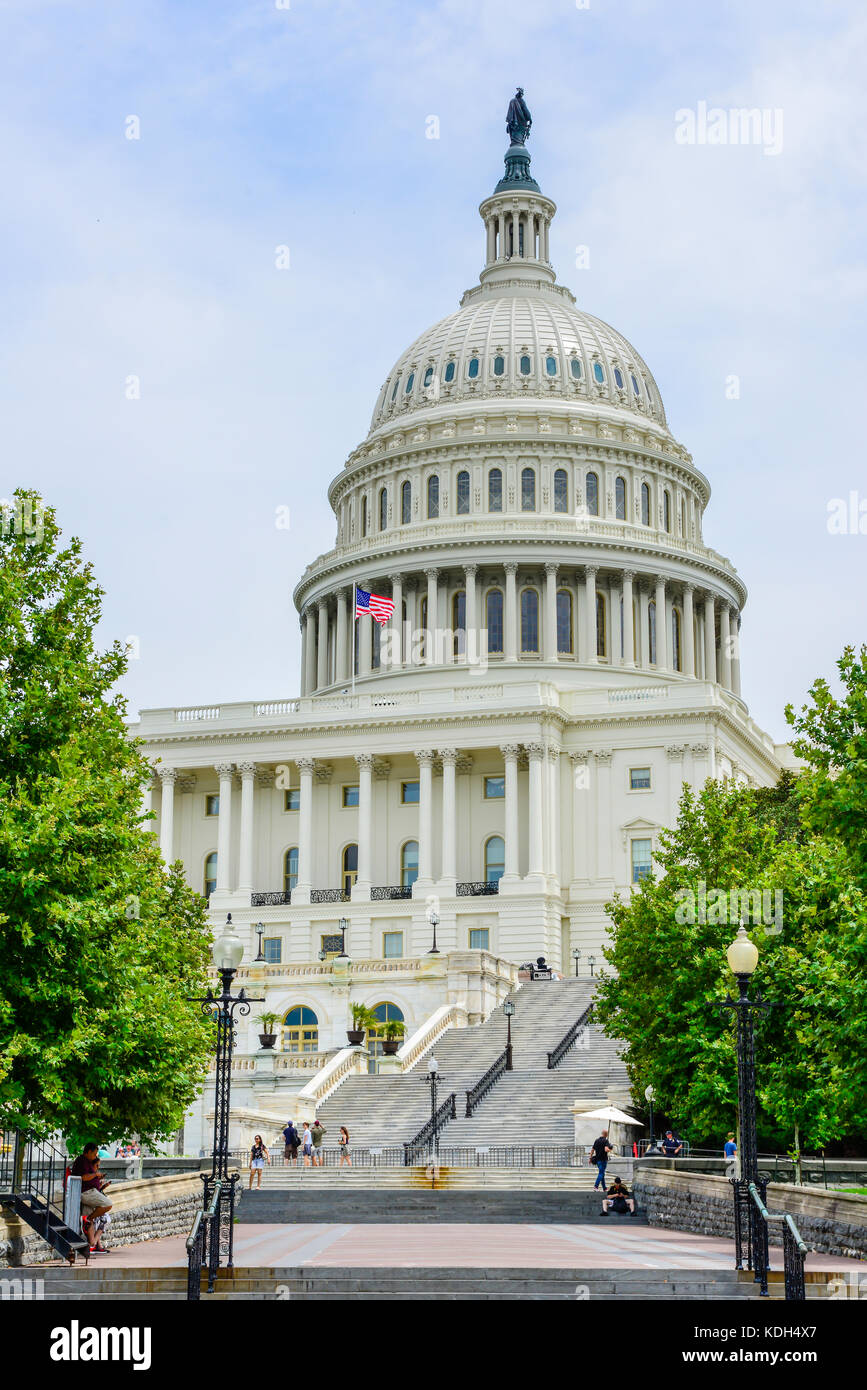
top-left (250, 891), bottom-right (291, 907)
top-left (371, 885), bottom-right (413, 900)
top-left (456, 881), bottom-right (499, 896)
top-left (403, 1094), bottom-right (457, 1165)
top-left (748, 1181), bottom-right (807, 1300)
top-left (310, 888), bottom-right (351, 903)
top-left (465, 1048), bottom-right (509, 1117)
top-left (186, 1178), bottom-right (222, 1301)
top-left (0, 1130), bottom-right (66, 1218)
top-left (218, 1143), bottom-right (590, 1168)
top-left (547, 1004), bottom-right (594, 1068)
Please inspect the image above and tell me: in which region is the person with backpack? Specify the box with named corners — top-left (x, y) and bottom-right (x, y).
top-left (282, 1120), bottom-right (300, 1165)
top-left (590, 1130), bottom-right (614, 1190)
top-left (311, 1118), bottom-right (326, 1167)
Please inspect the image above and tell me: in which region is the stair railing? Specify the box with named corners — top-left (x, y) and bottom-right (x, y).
top-left (747, 1182), bottom-right (807, 1300)
top-left (464, 1047), bottom-right (509, 1117)
top-left (186, 1178), bottom-right (222, 1301)
top-left (547, 1004), bottom-right (593, 1069)
top-left (403, 1093), bottom-right (457, 1166)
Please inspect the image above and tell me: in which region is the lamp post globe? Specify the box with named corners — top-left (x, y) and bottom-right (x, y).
top-left (644, 1084), bottom-right (655, 1146)
top-left (338, 917), bottom-right (350, 958)
top-left (503, 999), bottom-right (516, 1070)
top-left (212, 914), bottom-right (244, 974)
top-left (427, 908), bottom-right (440, 955)
top-left (572, 947), bottom-right (581, 977)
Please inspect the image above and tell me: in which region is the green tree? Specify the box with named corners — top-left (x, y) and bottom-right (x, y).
top-left (0, 491), bottom-right (213, 1150)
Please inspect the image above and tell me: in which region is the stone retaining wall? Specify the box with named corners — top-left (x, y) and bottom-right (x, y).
top-left (633, 1168), bottom-right (867, 1260)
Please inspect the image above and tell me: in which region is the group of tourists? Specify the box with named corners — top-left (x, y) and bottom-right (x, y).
top-left (247, 1120), bottom-right (352, 1187)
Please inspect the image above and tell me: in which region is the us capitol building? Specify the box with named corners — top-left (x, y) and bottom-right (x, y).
top-left (132, 99), bottom-right (793, 1145)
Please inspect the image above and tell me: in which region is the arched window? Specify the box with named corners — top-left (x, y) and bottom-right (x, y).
top-left (485, 835), bottom-right (505, 883)
top-left (204, 852), bottom-right (217, 899)
top-left (368, 1002), bottom-right (405, 1066)
top-left (648, 600), bottom-right (657, 665)
top-left (521, 467), bottom-right (536, 511)
top-left (556, 590), bottom-right (573, 654)
top-left (519, 354), bottom-right (531, 376)
top-left (282, 1006), bottom-right (318, 1053)
top-left (493, 355), bottom-right (505, 376)
top-left (614, 367), bottom-right (624, 389)
top-left (631, 373), bottom-right (640, 397)
top-left (663, 490), bottom-right (671, 534)
top-left (391, 378), bottom-right (400, 401)
top-left (680, 498), bottom-right (686, 537)
top-left (456, 470), bottom-right (470, 514)
top-left (641, 482), bottom-right (650, 526)
top-left (444, 361), bottom-right (456, 383)
top-left (546, 355), bottom-right (558, 376)
top-left (554, 468), bottom-right (568, 512)
top-left (520, 588), bottom-right (539, 653)
top-left (615, 476), bottom-right (626, 520)
top-left (342, 844), bottom-right (358, 897)
top-left (405, 372), bottom-right (414, 393)
top-left (468, 357), bottom-right (480, 379)
top-left (401, 480), bottom-right (411, 525)
top-left (586, 472), bottom-right (599, 517)
top-left (570, 357), bottom-right (582, 380)
top-left (488, 468), bottom-right (503, 512)
top-left (593, 361), bottom-right (605, 384)
top-left (486, 589), bottom-right (504, 653)
top-left (401, 840), bottom-right (419, 887)
top-left (361, 495), bottom-right (368, 537)
top-left (423, 366), bottom-right (433, 387)
top-left (672, 608), bottom-right (682, 672)
top-left (379, 487), bottom-right (388, 532)
top-left (452, 590), bottom-right (466, 657)
top-left (596, 592), bottom-right (607, 658)
top-left (284, 847), bottom-right (299, 895)
top-left (427, 474), bottom-right (439, 518)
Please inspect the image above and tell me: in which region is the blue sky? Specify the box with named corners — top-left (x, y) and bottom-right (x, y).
top-left (2, 0), bottom-right (865, 740)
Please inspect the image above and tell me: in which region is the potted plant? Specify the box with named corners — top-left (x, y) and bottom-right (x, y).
top-left (257, 1012), bottom-right (280, 1050)
top-left (347, 1003), bottom-right (378, 1046)
top-left (381, 1018), bottom-right (406, 1055)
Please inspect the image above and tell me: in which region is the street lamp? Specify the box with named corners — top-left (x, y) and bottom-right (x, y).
top-left (719, 923), bottom-right (769, 1291)
top-left (503, 1000), bottom-right (515, 1071)
top-left (338, 917), bottom-right (349, 959)
top-left (588, 954), bottom-right (596, 978)
top-left (572, 948), bottom-right (582, 977)
top-left (427, 908), bottom-right (440, 955)
top-left (644, 1084), bottom-right (655, 1148)
top-left (427, 1055), bottom-right (440, 1156)
top-left (254, 922), bottom-right (265, 963)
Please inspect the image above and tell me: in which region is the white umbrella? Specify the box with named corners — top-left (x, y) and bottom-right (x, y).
top-left (578, 1105), bottom-right (642, 1125)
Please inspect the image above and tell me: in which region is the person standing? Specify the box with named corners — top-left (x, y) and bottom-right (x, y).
top-left (590, 1130), bottom-right (613, 1190)
top-left (301, 1122), bottom-right (314, 1167)
top-left (661, 1129), bottom-right (683, 1157)
top-left (70, 1143), bottom-right (113, 1253)
top-left (338, 1127), bottom-right (351, 1167)
top-left (311, 1117), bottom-right (326, 1167)
top-left (248, 1134), bottom-right (270, 1189)
top-left (283, 1120), bottom-right (300, 1165)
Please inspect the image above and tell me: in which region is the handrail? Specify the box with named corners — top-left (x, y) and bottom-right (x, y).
top-left (403, 1093), bottom-right (457, 1165)
top-left (748, 1181), bottom-right (807, 1300)
top-left (397, 1003), bottom-right (466, 1072)
top-left (547, 1004), bottom-right (593, 1069)
top-left (186, 1179), bottom-right (222, 1302)
top-left (465, 1048), bottom-right (509, 1117)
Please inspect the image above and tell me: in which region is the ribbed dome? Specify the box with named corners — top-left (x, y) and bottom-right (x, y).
top-left (369, 291), bottom-right (667, 435)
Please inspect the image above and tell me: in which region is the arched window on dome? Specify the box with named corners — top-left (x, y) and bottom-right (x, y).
top-left (570, 357), bottom-right (582, 380)
top-left (554, 469), bottom-right (568, 513)
top-left (663, 490), bottom-right (672, 534)
top-left (493, 355), bottom-right (505, 377)
top-left (485, 835), bottom-right (505, 884)
top-left (342, 843), bottom-right (358, 897)
top-left (379, 487), bottom-right (388, 532)
top-left (679, 498), bottom-right (686, 537)
top-left (586, 472), bottom-right (599, 517)
top-left (423, 366), bottom-right (433, 388)
top-left (427, 475), bottom-right (439, 518)
top-left (596, 592), bottom-right (607, 659)
top-left (556, 590), bottom-right (573, 654)
top-left (615, 476), bottom-right (627, 520)
top-left (641, 482), bottom-right (651, 527)
top-left (671, 607), bottom-right (682, 672)
top-left (284, 847), bottom-right (299, 895)
top-left (401, 480), bottom-right (411, 526)
top-left (444, 361), bottom-right (456, 383)
top-left (401, 840), bottom-right (419, 888)
top-left (488, 468), bottom-right (503, 512)
top-left (361, 495), bottom-right (368, 537)
top-left (391, 378), bottom-right (401, 401)
top-left (283, 1006), bottom-right (318, 1054)
top-left (631, 373), bottom-right (640, 397)
top-left (593, 361), bottom-right (605, 384)
top-left (405, 372), bottom-right (414, 394)
top-left (519, 354), bottom-right (532, 376)
top-left (546, 355), bottom-right (558, 376)
top-left (452, 590), bottom-right (466, 658)
top-left (204, 852), bottom-right (217, 899)
top-left (468, 357), bottom-right (480, 379)
top-left (486, 589), bottom-right (504, 653)
top-left (648, 601), bottom-right (657, 666)
top-left (614, 367), bottom-right (624, 389)
top-left (520, 588), bottom-right (539, 653)
top-left (456, 470), bottom-right (470, 514)
top-left (521, 467), bottom-right (536, 512)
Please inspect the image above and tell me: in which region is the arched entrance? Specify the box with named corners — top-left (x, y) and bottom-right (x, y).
top-left (367, 1001), bottom-right (404, 1074)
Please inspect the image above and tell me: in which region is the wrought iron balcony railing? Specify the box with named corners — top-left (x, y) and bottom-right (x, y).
top-left (456, 880), bottom-right (499, 896)
top-left (310, 887), bottom-right (351, 903)
top-left (250, 891), bottom-right (292, 907)
top-left (371, 885), bottom-right (413, 900)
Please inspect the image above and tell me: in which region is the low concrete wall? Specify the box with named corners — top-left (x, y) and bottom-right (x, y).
top-left (642, 1155), bottom-right (867, 1186)
top-left (633, 1168), bottom-right (867, 1260)
top-left (0, 1172), bottom-right (226, 1268)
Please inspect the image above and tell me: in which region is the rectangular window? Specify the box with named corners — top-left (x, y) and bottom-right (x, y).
top-left (469, 928), bottom-right (490, 951)
top-left (264, 938), bottom-right (282, 964)
top-left (205, 794), bottom-right (220, 817)
top-left (629, 767), bottom-right (651, 791)
top-left (320, 934), bottom-right (342, 961)
top-left (484, 775), bottom-right (505, 799)
top-left (401, 780), bottom-right (420, 804)
top-left (631, 838), bottom-right (653, 882)
top-left (383, 931), bottom-right (404, 959)
top-left (284, 789), bottom-right (300, 811)
top-left (342, 784), bottom-right (359, 808)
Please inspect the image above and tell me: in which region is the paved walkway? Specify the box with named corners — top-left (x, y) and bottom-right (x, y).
top-left (54, 1224), bottom-right (864, 1271)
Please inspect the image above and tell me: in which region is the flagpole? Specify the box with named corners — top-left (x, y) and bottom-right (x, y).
top-left (351, 584), bottom-right (356, 696)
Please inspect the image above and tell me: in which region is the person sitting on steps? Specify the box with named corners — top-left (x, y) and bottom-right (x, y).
top-left (601, 1176), bottom-right (636, 1216)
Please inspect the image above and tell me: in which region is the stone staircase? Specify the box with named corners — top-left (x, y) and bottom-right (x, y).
top-left (311, 979), bottom-right (629, 1150)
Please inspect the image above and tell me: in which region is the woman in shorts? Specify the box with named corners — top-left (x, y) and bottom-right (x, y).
top-left (248, 1134), bottom-right (270, 1189)
top-left (339, 1126), bottom-right (351, 1167)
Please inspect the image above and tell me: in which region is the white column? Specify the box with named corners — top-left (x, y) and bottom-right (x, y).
top-left (511, 210), bottom-right (518, 256)
top-left (497, 211), bottom-right (505, 258)
top-left (704, 593), bottom-right (717, 683)
top-left (622, 570), bottom-right (635, 667)
top-left (158, 767), bottom-right (177, 864)
top-left (544, 562), bottom-right (558, 662)
top-left (390, 575), bottom-right (403, 668)
top-left (547, 746), bottom-right (561, 880)
top-left (638, 581), bottom-right (650, 669)
top-left (317, 600), bottom-right (329, 690)
top-left (425, 567), bottom-right (438, 665)
top-left (655, 577), bottom-right (668, 671)
top-left (299, 617), bottom-right (309, 696)
top-left (295, 757), bottom-right (315, 901)
top-left (504, 562), bottom-right (518, 661)
top-left (730, 609), bottom-right (742, 696)
top-left (584, 566), bottom-right (598, 663)
top-left (501, 744), bottom-right (520, 882)
top-left (303, 607), bottom-right (316, 694)
top-left (464, 564), bottom-right (478, 663)
top-left (720, 605), bottom-right (732, 690)
top-left (336, 587), bottom-right (349, 683)
top-left (354, 753), bottom-right (373, 898)
top-left (440, 571), bottom-right (453, 665)
top-left (526, 742), bottom-right (545, 878)
top-left (683, 583), bottom-right (695, 677)
top-left (214, 763), bottom-right (234, 894)
top-left (141, 775), bottom-right (155, 832)
top-left (595, 750), bottom-right (613, 880)
top-left (237, 761), bottom-right (257, 895)
top-left (439, 748), bottom-right (457, 886)
top-left (569, 752), bottom-right (591, 884)
top-left (416, 749), bottom-right (435, 885)
top-left (667, 745), bottom-right (686, 820)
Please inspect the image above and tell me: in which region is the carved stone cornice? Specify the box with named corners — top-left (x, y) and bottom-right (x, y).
top-left (158, 766), bottom-right (179, 785)
top-left (237, 761), bottom-right (258, 779)
top-left (214, 762), bottom-right (235, 778)
top-left (594, 749), bottom-right (614, 763)
top-left (297, 757), bottom-right (316, 776)
top-left (499, 743), bottom-right (520, 760)
top-left (415, 748), bottom-right (436, 766)
top-left (666, 744), bottom-right (688, 760)
top-left (524, 741), bottom-right (544, 761)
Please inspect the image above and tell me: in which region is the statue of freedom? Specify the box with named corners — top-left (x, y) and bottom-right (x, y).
top-left (506, 88), bottom-right (532, 145)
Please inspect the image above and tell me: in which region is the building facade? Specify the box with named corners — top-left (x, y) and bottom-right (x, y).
top-left (131, 125), bottom-right (793, 1145)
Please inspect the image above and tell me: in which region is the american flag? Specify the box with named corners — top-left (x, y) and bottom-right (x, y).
top-left (355, 586), bottom-right (395, 626)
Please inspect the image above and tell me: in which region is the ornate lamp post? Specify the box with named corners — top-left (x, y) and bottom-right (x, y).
top-left (427, 1055), bottom-right (440, 1155)
top-left (644, 1084), bottom-right (655, 1149)
top-left (338, 916), bottom-right (350, 959)
top-left (588, 954), bottom-right (596, 978)
top-left (572, 948), bottom-right (581, 977)
top-left (427, 908), bottom-right (440, 956)
top-left (504, 1000), bottom-right (515, 1071)
top-left (254, 922), bottom-right (265, 963)
top-left (719, 923), bottom-right (769, 1290)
